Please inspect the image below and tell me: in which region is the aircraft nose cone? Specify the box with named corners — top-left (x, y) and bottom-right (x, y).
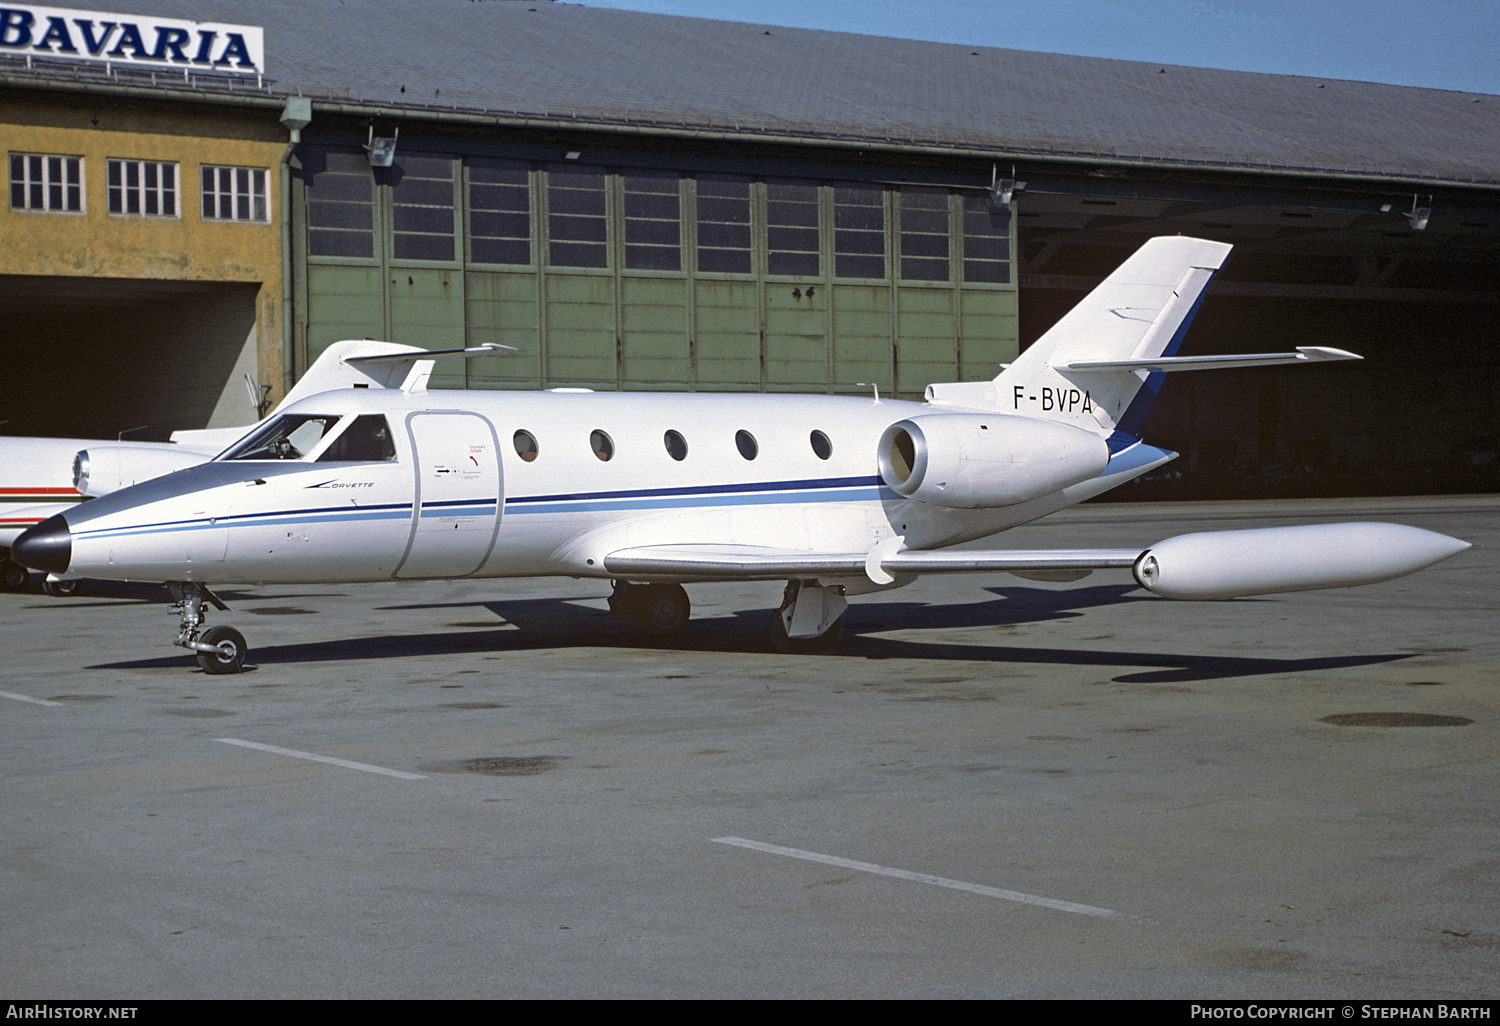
top-left (13, 514), bottom-right (72, 574)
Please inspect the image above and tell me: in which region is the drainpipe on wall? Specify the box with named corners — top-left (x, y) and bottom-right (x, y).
top-left (278, 97), bottom-right (313, 400)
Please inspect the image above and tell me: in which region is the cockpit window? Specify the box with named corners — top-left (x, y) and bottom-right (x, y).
top-left (222, 414), bottom-right (342, 461)
top-left (318, 415), bottom-right (397, 462)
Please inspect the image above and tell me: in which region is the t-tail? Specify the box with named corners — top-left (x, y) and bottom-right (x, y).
top-left (998, 235), bottom-right (1230, 442)
top-left (925, 236), bottom-right (1356, 449)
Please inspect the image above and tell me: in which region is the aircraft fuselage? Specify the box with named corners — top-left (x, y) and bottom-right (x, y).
top-left (35, 388), bottom-right (1163, 587)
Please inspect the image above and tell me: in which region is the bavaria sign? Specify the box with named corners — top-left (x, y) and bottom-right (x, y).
top-left (0, 4), bottom-right (263, 73)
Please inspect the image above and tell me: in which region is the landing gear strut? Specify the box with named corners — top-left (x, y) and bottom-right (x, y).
top-left (775, 580), bottom-right (846, 652)
top-left (169, 582), bottom-right (247, 674)
top-left (609, 580), bottom-right (691, 637)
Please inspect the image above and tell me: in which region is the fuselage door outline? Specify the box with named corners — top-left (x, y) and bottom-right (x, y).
top-left (393, 410), bottom-right (504, 579)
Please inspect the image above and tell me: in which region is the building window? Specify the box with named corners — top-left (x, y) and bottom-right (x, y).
top-left (306, 149), bottom-right (374, 258)
top-left (469, 158), bottom-right (531, 266)
top-left (9, 153), bottom-right (82, 212)
top-left (392, 154), bottom-right (456, 262)
top-left (202, 165), bottom-right (268, 222)
top-left (547, 165), bottom-right (608, 269)
top-left (899, 187), bottom-right (950, 282)
top-left (622, 170), bottom-right (681, 271)
top-left (695, 174), bottom-right (751, 274)
top-left (962, 195), bottom-right (1011, 284)
top-left (765, 179), bottom-right (820, 277)
top-left (834, 183), bottom-right (885, 279)
top-left (107, 159), bottom-right (177, 217)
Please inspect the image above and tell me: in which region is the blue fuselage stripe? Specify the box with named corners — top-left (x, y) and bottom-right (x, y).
top-left (73, 478), bottom-right (890, 541)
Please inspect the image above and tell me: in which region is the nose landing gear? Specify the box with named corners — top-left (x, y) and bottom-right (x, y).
top-left (169, 582), bottom-right (247, 674)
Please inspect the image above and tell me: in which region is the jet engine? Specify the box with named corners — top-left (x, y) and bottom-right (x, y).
top-left (877, 414), bottom-right (1110, 508)
top-left (73, 446), bottom-right (212, 498)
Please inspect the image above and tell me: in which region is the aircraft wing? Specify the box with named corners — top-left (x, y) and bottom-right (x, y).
top-left (602, 543), bottom-right (1141, 582)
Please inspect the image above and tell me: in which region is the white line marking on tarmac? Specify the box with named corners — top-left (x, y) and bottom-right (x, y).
top-left (0, 690), bottom-right (63, 707)
top-left (215, 738), bottom-right (425, 780)
top-left (712, 836), bottom-right (1123, 919)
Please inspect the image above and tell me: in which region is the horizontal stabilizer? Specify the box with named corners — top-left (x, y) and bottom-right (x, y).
top-left (1057, 347), bottom-right (1360, 373)
top-left (344, 343), bottom-right (517, 364)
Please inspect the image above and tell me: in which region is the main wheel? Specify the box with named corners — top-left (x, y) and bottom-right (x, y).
top-left (1, 559), bottom-right (28, 592)
top-left (41, 578), bottom-right (81, 597)
top-left (197, 625), bottom-right (248, 675)
top-left (638, 583), bottom-right (690, 637)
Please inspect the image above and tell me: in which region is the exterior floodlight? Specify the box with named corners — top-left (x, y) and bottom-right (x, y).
top-left (990, 163), bottom-right (1025, 209)
top-left (1405, 194), bottom-right (1431, 231)
top-left (565, 150), bottom-right (582, 160)
top-left (365, 125), bottom-right (399, 167)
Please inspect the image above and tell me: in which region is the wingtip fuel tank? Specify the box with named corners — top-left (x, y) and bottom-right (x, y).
top-left (1132, 522), bottom-right (1471, 600)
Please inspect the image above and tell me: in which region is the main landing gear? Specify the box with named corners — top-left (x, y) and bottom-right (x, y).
top-left (774, 580), bottom-right (847, 652)
top-left (608, 578), bottom-right (847, 649)
top-left (608, 580), bottom-right (692, 636)
top-left (41, 576), bottom-right (81, 597)
top-left (169, 582), bottom-right (247, 674)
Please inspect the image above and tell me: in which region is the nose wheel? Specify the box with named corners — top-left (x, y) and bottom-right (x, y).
top-left (196, 625), bottom-right (248, 675)
top-left (169, 582), bottom-right (248, 673)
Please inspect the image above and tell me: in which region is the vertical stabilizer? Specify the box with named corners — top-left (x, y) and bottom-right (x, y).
top-left (994, 236), bottom-right (1231, 438)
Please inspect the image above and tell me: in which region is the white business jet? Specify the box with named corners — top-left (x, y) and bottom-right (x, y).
top-left (11, 237), bottom-right (1469, 673)
top-left (0, 339), bottom-right (429, 593)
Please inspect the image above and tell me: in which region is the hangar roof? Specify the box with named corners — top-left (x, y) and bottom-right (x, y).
top-left (5, 0), bottom-right (1499, 188)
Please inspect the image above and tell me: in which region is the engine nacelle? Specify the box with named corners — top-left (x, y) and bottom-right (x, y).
top-left (877, 414), bottom-right (1110, 509)
top-left (74, 446), bottom-right (213, 498)
top-left (1132, 522), bottom-right (1471, 600)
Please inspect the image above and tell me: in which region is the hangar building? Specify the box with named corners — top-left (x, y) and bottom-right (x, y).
top-left (2, 1), bottom-right (1497, 494)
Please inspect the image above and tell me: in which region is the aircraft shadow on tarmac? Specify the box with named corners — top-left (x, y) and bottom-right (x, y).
top-left (84, 583), bottom-right (1411, 684)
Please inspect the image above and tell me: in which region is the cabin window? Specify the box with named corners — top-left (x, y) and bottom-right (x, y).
top-left (223, 414), bottom-right (341, 461)
top-left (318, 415), bottom-right (397, 462)
top-left (664, 430), bottom-right (688, 461)
top-left (735, 430), bottom-right (758, 460)
top-left (590, 430), bottom-right (615, 461)
top-left (810, 430), bottom-right (833, 460)
top-left (514, 430), bottom-right (539, 462)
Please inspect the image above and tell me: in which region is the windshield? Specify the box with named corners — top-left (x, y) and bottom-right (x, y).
top-left (317, 415), bottom-right (397, 462)
top-left (221, 414), bottom-right (343, 461)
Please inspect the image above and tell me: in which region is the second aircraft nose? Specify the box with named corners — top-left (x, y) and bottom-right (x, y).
top-left (13, 514), bottom-right (72, 574)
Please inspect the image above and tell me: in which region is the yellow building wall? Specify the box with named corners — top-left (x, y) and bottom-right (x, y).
top-left (0, 93), bottom-right (285, 402)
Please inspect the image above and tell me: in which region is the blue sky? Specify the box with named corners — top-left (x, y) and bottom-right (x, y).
top-left (580, 0), bottom-right (1500, 95)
